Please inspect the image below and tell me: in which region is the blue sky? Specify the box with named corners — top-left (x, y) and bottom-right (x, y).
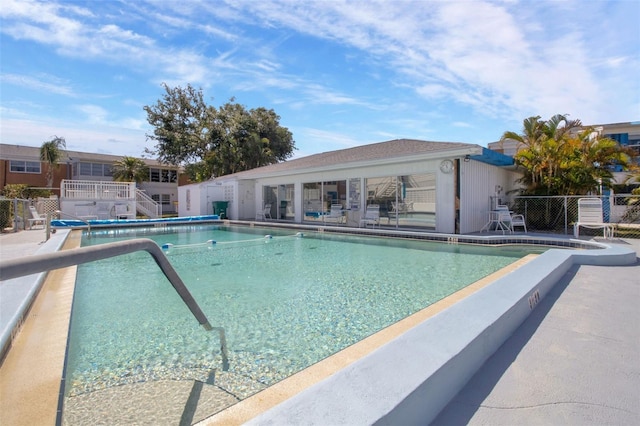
top-left (1, 0), bottom-right (639, 161)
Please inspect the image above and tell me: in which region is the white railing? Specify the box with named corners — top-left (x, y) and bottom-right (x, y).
top-left (136, 189), bottom-right (161, 218)
top-left (61, 180), bottom-right (136, 200)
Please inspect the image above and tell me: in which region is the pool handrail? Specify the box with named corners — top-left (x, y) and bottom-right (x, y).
top-left (55, 210), bottom-right (91, 236)
top-left (0, 238), bottom-right (211, 329)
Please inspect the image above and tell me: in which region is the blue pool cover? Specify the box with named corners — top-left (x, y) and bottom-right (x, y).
top-left (51, 215), bottom-right (221, 227)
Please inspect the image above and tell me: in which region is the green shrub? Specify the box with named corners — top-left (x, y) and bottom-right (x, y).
top-left (0, 184), bottom-right (52, 199)
top-left (0, 199), bottom-right (11, 230)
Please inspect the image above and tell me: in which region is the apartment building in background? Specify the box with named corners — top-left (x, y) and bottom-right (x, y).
top-left (0, 144), bottom-right (188, 215)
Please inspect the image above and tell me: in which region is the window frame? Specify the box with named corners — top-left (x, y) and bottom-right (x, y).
top-left (9, 160), bottom-right (41, 174)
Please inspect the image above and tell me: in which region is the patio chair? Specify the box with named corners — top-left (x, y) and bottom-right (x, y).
top-left (510, 213), bottom-right (527, 233)
top-left (325, 204), bottom-right (344, 224)
top-left (574, 198), bottom-right (613, 239)
top-left (390, 201), bottom-right (406, 220)
top-left (28, 206), bottom-right (46, 229)
top-left (496, 205), bottom-right (527, 233)
top-left (256, 204), bottom-right (272, 221)
top-left (359, 204), bottom-right (380, 228)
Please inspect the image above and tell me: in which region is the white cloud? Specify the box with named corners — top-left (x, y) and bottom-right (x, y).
top-left (292, 127), bottom-right (362, 157)
top-left (1, 0), bottom-right (637, 157)
top-left (1, 73), bottom-right (76, 96)
top-left (75, 104), bottom-right (109, 124)
top-left (1, 117), bottom-right (149, 156)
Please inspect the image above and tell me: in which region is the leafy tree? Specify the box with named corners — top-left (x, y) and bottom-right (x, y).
top-left (144, 84), bottom-right (295, 181)
top-left (1, 184), bottom-right (51, 199)
top-left (502, 115), bottom-right (633, 195)
top-left (40, 136), bottom-right (66, 188)
top-left (111, 156), bottom-right (149, 184)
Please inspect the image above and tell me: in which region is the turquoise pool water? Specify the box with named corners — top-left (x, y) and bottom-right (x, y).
top-left (64, 225), bottom-right (540, 411)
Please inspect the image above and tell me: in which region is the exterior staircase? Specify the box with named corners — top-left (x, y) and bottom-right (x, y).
top-left (136, 189), bottom-right (161, 218)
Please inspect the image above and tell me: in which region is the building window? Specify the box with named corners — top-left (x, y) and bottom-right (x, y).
top-left (149, 168), bottom-right (177, 183)
top-left (79, 162), bottom-right (92, 175)
top-left (10, 160), bottom-right (41, 173)
top-left (91, 163), bottom-right (103, 176)
top-left (77, 162), bottom-right (112, 177)
top-left (150, 169), bottom-right (161, 182)
top-left (162, 169), bottom-right (177, 183)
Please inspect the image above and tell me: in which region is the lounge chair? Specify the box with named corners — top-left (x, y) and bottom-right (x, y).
top-left (359, 204), bottom-right (380, 228)
top-left (28, 206), bottom-right (46, 229)
top-left (574, 198), bottom-right (613, 238)
top-left (325, 204), bottom-right (344, 224)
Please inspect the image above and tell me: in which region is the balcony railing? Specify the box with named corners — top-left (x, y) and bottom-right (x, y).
top-left (61, 180), bottom-right (136, 200)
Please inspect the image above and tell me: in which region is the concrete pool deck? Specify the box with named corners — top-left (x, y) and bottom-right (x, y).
top-left (434, 238), bottom-right (640, 425)
top-left (1, 228), bottom-right (638, 425)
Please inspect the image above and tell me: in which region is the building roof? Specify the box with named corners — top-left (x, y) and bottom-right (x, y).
top-left (0, 144), bottom-right (171, 168)
top-left (215, 139), bottom-right (485, 180)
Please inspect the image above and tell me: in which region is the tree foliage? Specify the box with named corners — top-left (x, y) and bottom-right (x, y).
top-left (144, 84), bottom-right (296, 181)
top-left (0, 184), bottom-right (52, 199)
top-left (502, 115), bottom-right (635, 195)
top-left (40, 136), bottom-right (66, 188)
top-left (111, 156), bottom-right (149, 184)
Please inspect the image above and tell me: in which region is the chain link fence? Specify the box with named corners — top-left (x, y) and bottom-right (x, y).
top-left (0, 197), bottom-right (61, 232)
top-left (500, 194), bottom-right (640, 239)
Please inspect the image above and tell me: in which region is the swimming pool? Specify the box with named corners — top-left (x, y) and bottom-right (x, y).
top-left (62, 225), bottom-right (543, 423)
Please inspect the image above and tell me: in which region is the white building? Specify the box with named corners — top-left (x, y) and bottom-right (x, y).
top-left (179, 139), bottom-right (521, 234)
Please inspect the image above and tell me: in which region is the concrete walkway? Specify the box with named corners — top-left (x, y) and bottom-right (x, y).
top-left (434, 239), bottom-right (640, 425)
top-left (0, 228), bottom-right (70, 360)
top-left (0, 228), bottom-right (50, 262)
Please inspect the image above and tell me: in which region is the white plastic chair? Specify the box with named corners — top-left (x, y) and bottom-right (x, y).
top-left (359, 204), bottom-right (380, 228)
top-left (28, 206), bottom-right (46, 229)
top-left (325, 204), bottom-right (344, 224)
top-left (256, 204), bottom-right (272, 221)
top-left (496, 205), bottom-right (527, 233)
top-left (574, 198), bottom-right (613, 238)
top-left (511, 213), bottom-right (527, 233)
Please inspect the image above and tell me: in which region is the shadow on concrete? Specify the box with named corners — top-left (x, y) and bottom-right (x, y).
top-left (431, 264), bottom-right (580, 425)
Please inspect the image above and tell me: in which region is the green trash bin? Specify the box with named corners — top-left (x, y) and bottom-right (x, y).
top-left (212, 201), bottom-right (229, 219)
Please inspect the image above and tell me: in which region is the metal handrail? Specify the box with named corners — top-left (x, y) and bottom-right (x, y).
top-left (0, 238), bottom-right (229, 369)
top-left (55, 210), bottom-right (91, 235)
top-left (0, 238), bottom-right (210, 326)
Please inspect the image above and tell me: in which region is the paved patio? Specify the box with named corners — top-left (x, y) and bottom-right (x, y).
top-left (434, 239), bottom-right (640, 425)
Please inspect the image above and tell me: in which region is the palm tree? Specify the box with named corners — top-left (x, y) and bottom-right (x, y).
top-left (111, 156), bottom-right (149, 184)
top-left (502, 115), bottom-right (629, 196)
top-left (40, 136), bottom-right (66, 188)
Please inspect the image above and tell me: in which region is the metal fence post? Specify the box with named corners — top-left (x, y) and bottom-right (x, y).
top-left (564, 196), bottom-right (568, 235)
